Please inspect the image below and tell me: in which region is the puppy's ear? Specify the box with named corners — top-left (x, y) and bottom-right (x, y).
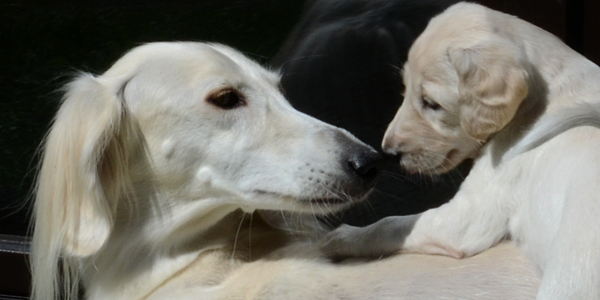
top-left (449, 38), bottom-right (529, 140)
top-left (33, 74), bottom-right (145, 258)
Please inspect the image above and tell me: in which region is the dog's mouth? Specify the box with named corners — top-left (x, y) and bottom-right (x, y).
top-left (435, 148), bottom-right (461, 173)
top-left (253, 189), bottom-right (367, 212)
top-left (302, 186), bottom-right (373, 209)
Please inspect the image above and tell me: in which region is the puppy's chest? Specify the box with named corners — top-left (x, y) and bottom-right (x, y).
top-left (505, 180), bottom-right (564, 268)
top-left (507, 209), bottom-right (555, 270)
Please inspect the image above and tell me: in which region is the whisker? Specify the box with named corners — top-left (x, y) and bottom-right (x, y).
top-left (309, 200), bottom-right (321, 230)
top-left (277, 54), bottom-right (328, 69)
top-left (372, 188), bottom-right (405, 202)
top-left (232, 213), bottom-right (246, 260)
top-left (382, 170), bottom-right (418, 184)
top-left (280, 209), bottom-right (291, 229)
top-left (248, 213), bottom-right (253, 261)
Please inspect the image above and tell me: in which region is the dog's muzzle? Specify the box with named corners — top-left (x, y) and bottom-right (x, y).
top-left (346, 149), bottom-right (383, 190)
top-left (336, 132), bottom-right (384, 194)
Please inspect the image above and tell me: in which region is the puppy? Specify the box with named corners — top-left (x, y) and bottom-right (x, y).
top-left (323, 3), bottom-right (600, 299)
top-left (32, 41), bottom-right (540, 300)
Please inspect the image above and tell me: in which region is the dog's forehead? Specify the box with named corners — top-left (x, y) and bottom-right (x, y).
top-left (404, 59), bottom-right (445, 92)
top-left (408, 32), bottom-right (456, 79)
top-left (408, 3), bottom-right (491, 69)
top-left (406, 14), bottom-right (494, 90)
top-left (195, 44), bottom-right (282, 89)
top-left (107, 42), bottom-right (280, 86)
top-left (201, 45), bottom-right (278, 81)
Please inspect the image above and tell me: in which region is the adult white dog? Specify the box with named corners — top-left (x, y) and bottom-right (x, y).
top-left (323, 2), bottom-right (600, 299)
top-left (32, 41), bottom-right (540, 300)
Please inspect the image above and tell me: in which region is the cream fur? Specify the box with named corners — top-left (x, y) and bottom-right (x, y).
top-left (32, 41), bottom-right (540, 300)
top-left (323, 3), bottom-right (600, 300)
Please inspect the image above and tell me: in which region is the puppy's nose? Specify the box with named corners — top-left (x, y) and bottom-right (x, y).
top-left (381, 139), bottom-right (399, 156)
top-left (382, 136), bottom-right (406, 157)
top-left (347, 150), bottom-right (383, 189)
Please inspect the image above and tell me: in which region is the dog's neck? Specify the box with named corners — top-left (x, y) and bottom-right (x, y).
top-left (79, 178), bottom-right (313, 300)
top-left (487, 63), bottom-right (548, 162)
top-left (485, 19), bottom-right (600, 165)
top-left (511, 18), bottom-right (600, 110)
top-left (79, 182), bottom-right (243, 300)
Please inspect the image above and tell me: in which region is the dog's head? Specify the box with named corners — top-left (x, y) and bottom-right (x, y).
top-left (382, 3), bottom-right (530, 174)
top-left (32, 42), bottom-right (382, 300)
top-left (111, 43), bottom-right (381, 212)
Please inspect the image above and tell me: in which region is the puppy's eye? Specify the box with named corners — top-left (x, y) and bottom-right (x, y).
top-left (421, 96), bottom-right (441, 111)
top-left (207, 88), bottom-right (246, 110)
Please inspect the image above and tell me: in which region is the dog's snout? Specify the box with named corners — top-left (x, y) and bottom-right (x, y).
top-left (333, 130), bottom-right (383, 191)
top-left (382, 138), bottom-right (400, 156)
top-left (347, 150), bottom-right (383, 189)
top-left (382, 133), bottom-right (408, 157)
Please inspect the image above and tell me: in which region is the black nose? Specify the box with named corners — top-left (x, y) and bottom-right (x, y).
top-left (347, 150), bottom-right (383, 189)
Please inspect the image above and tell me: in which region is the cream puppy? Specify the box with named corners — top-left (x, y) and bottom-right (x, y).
top-left (323, 3), bottom-right (600, 299)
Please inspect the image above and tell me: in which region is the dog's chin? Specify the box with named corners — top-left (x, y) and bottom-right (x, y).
top-left (252, 189), bottom-right (370, 215)
top-left (303, 190), bottom-right (371, 209)
top-left (303, 198), bottom-right (352, 211)
top-left (401, 148), bottom-right (464, 176)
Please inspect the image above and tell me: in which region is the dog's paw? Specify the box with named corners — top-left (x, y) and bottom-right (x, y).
top-left (320, 224), bottom-right (370, 260)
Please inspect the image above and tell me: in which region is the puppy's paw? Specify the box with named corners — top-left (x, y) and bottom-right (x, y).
top-left (320, 224), bottom-right (371, 260)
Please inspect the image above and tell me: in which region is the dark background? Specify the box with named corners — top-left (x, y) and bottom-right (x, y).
top-left (0, 0), bottom-right (599, 298)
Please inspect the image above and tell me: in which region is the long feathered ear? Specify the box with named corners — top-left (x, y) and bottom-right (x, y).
top-left (31, 73), bottom-right (145, 300)
top-left (449, 38), bottom-right (529, 140)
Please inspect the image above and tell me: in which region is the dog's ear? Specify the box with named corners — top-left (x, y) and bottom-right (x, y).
top-left (449, 38), bottom-right (529, 140)
top-left (33, 74), bottom-right (145, 259)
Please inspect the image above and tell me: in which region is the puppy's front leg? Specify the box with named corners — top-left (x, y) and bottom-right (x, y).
top-left (322, 182), bottom-right (510, 260)
top-left (321, 214), bottom-right (420, 259)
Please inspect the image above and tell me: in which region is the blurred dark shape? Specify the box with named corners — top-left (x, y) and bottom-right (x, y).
top-left (271, 0), bottom-right (471, 226)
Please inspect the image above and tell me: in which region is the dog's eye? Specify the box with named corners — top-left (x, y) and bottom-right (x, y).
top-left (207, 88), bottom-right (246, 110)
top-left (421, 96), bottom-right (442, 111)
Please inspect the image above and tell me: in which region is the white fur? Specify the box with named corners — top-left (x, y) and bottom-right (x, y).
top-left (32, 41), bottom-right (540, 300)
top-left (504, 102), bottom-right (600, 160)
top-left (324, 3), bottom-right (600, 299)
